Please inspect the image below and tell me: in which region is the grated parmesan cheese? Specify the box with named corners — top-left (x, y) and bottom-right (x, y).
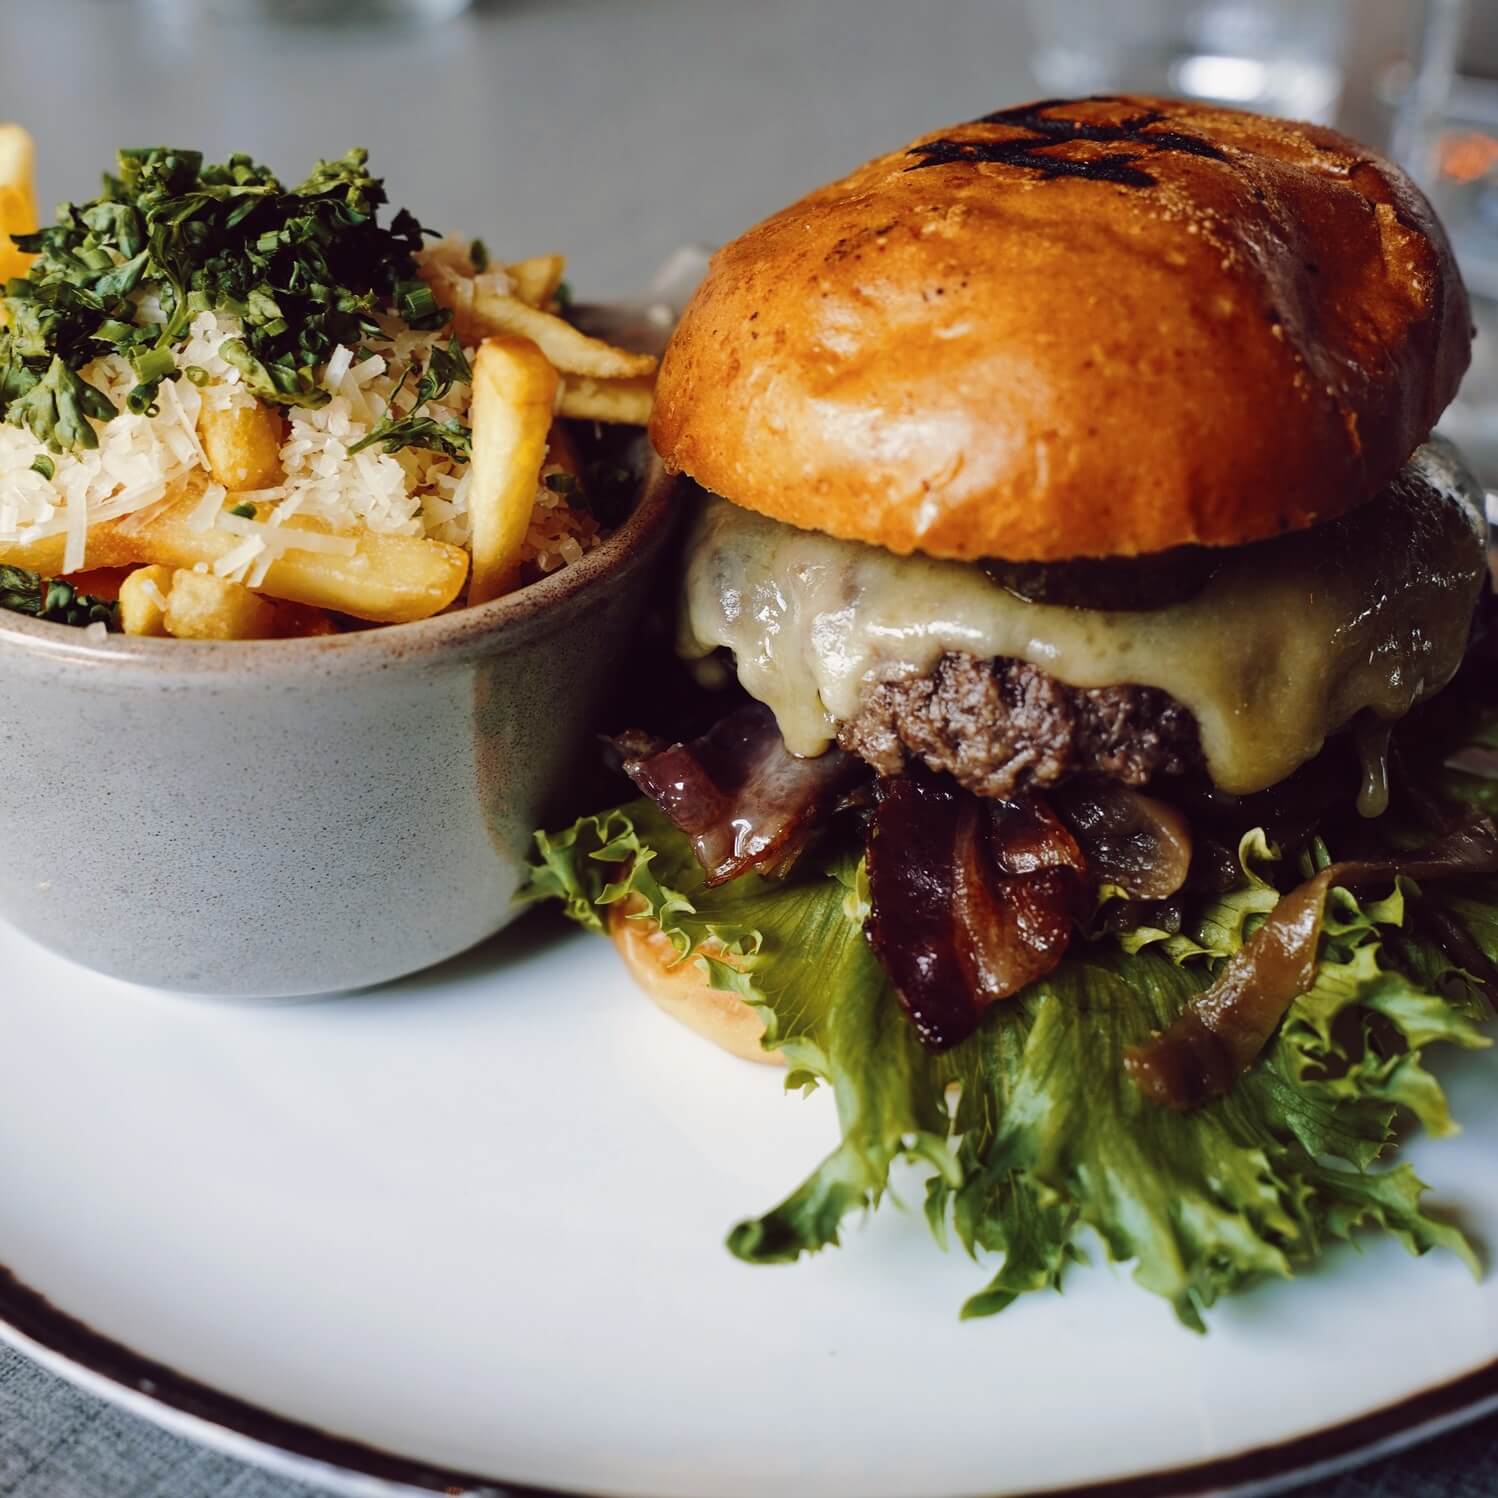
top-left (0, 251), bottom-right (610, 588)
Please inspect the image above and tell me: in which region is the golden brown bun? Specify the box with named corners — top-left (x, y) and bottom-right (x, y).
top-left (651, 96), bottom-right (1470, 562)
top-left (608, 903), bottom-right (784, 1066)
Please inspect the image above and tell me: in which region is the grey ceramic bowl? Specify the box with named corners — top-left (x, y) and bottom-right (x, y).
top-left (0, 457), bottom-right (678, 997)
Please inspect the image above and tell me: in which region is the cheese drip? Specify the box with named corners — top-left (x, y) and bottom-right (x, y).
top-left (679, 441), bottom-right (1487, 795)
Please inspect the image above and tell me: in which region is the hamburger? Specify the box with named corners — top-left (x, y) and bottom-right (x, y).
top-left (526, 97), bottom-right (1498, 1327)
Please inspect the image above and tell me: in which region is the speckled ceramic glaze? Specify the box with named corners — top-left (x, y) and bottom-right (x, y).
top-left (0, 458), bottom-right (679, 996)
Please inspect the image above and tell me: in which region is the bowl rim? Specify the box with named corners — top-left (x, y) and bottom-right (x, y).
top-left (0, 455), bottom-right (678, 676)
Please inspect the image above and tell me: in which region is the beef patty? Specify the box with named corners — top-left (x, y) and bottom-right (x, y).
top-left (839, 652), bottom-right (1203, 800)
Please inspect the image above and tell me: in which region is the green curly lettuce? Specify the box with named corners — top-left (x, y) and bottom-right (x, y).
top-left (522, 719), bottom-right (1498, 1329)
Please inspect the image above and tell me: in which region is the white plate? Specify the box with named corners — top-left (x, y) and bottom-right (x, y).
top-left (0, 909), bottom-right (1495, 1498)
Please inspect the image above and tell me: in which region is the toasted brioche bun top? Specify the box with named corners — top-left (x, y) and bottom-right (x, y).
top-left (651, 96), bottom-right (1470, 562)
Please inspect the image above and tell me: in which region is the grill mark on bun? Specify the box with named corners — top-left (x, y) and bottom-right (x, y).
top-left (906, 96), bottom-right (1231, 188)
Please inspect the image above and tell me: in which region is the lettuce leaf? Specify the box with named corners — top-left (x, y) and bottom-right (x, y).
top-left (522, 793), bottom-right (1494, 1331)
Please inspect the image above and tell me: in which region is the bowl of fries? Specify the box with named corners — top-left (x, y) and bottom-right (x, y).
top-left (0, 133), bottom-right (683, 994)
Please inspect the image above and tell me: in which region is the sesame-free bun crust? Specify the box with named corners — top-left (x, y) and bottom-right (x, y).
top-left (608, 904), bottom-right (784, 1066)
top-left (651, 96), bottom-right (1471, 562)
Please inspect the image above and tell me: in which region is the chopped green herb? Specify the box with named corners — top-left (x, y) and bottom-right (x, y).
top-left (348, 412), bottom-right (471, 462)
top-left (228, 501), bottom-right (258, 519)
top-left (347, 336), bottom-right (473, 459)
top-left (415, 336), bottom-right (472, 407)
top-left (470, 238), bottom-right (489, 273)
top-left (543, 471), bottom-right (576, 494)
top-left (0, 146), bottom-right (447, 451)
top-left (8, 355), bottom-right (117, 452)
top-left (0, 565), bottom-right (118, 629)
top-left (29, 454), bottom-right (54, 480)
top-left (553, 279), bottom-right (573, 309)
top-left (183, 365), bottom-right (210, 387)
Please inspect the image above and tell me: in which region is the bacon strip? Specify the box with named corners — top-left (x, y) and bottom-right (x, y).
top-left (1126, 817), bottom-right (1498, 1110)
top-left (864, 778), bottom-right (1087, 1050)
top-left (619, 701), bottom-right (864, 886)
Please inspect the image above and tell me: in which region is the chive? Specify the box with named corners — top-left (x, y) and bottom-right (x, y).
top-left (543, 471), bottom-right (576, 494)
top-left (184, 365), bottom-right (210, 386)
top-left (553, 279), bottom-right (573, 308)
top-left (397, 280), bottom-right (439, 323)
top-left (228, 501), bottom-right (257, 518)
top-left (470, 238), bottom-right (489, 272)
top-left (30, 455), bottom-right (54, 479)
top-left (130, 346), bottom-right (177, 384)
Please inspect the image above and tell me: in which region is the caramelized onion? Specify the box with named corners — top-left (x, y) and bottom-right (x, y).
top-left (1053, 783), bottom-right (1192, 899)
top-left (618, 701), bottom-right (864, 885)
top-left (865, 779), bottom-right (1086, 1050)
top-left (1126, 817), bottom-right (1498, 1110)
top-left (1443, 745), bottom-right (1498, 780)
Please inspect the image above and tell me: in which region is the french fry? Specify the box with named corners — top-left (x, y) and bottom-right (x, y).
top-left (506, 254), bottom-right (566, 308)
top-left (468, 335), bottom-right (559, 606)
top-left (0, 479), bottom-right (469, 623)
top-left (556, 372), bottom-right (654, 426)
top-left (118, 565), bottom-right (173, 636)
top-left (162, 570), bottom-right (280, 641)
top-left (468, 287), bottom-right (657, 380)
top-left (0, 526), bottom-right (142, 577)
top-left (130, 491), bottom-right (469, 623)
top-left (199, 403), bottom-right (284, 491)
top-left (0, 123), bottom-right (36, 285)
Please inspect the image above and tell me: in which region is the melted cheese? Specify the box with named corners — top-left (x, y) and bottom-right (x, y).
top-left (679, 441), bottom-right (1487, 795)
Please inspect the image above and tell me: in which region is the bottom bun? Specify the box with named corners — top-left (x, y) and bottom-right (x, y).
top-left (608, 900), bottom-right (784, 1066)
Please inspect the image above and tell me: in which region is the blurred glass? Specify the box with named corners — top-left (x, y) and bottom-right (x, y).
top-left (1393, 0), bottom-right (1498, 482)
top-left (1025, 0), bottom-right (1352, 122)
top-left (201, 0), bottom-right (471, 23)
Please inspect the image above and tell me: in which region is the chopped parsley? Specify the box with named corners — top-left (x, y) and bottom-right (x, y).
top-left (348, 334), bottom-right (473, 460)
top-left (0, 565), bottom-right (118, 628)
top-left (347, 412), bottom-right (472, 463)
top-left (227, 501), bottom-right (258, 519)
top-left (1, 146), bottom-right (448, 453)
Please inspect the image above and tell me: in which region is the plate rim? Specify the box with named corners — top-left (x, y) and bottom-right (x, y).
top-left (1, 1257), bottom-right (1494, 1498)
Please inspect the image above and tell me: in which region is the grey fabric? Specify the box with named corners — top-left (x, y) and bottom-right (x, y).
top-left (0, 2), bottom-right (1493, 1496)
top-left (0, 1349), bottom-right (325, 1497)
top-left (2, 1340), bottom-right (1497, 1496)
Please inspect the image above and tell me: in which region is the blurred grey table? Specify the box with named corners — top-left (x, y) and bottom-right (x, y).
top-left (1, 1), bottom-right (1498, 1494)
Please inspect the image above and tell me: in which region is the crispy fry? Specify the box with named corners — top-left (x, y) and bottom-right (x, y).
top-left (135, 487), bottom-right (469, 623)
top-left (0, 124), bottom-right (36, 284)
top-left (162, 570), bottom-right (280, 640)
top-left (118, 565), bottom-right (173, 636)
top-left (0, 478), bottom-right (468, 623)
top-left (468, 336), bottom-right (559, 605)
top-left (199, 402), bottom-right (284, 490)
top-left (556, 372), bottom-right (654, 425)
top-left (506, 254), bottom-right (566, 308)
top-left (0, 527), bottom-right (142, 577)
top-left (468, 287), bottom-right (657, 380)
